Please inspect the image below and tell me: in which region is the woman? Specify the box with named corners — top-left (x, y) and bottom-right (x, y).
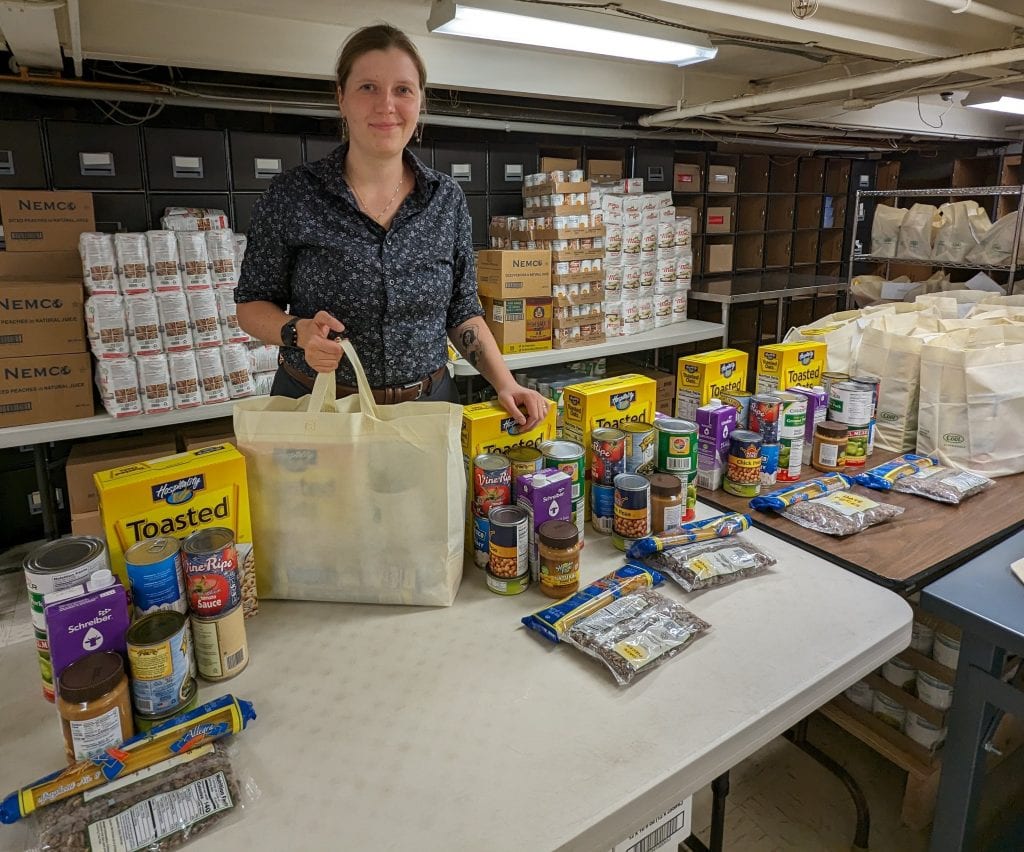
top-left (236, 23), bottom-right (548, 430)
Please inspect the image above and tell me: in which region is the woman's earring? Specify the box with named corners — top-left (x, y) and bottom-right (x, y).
top-left (340, 116), bottom-right (348, 141)
top-left (414, 123), bottom-right (423, 145)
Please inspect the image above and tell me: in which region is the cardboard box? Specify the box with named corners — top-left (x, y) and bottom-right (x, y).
top-left (755, 342), bottom-right (827, 395)
top-left (0, 352), bottom-right (94, 427)
top-left (0, 280), bottom-right (86, 357)
top-left (706, 206), bottom-right (732, 234)
top-left (708, 166), bottom-right (737, 193)
top-left (607, 360), bottom-right (675, 414)
top-left (179, 418), bottom-right (235, 451)
top-left (673, 164), bottom-right (702, 193)
top-left (0, 250), bottom-right (82, 279)
top-left (0, 190), bottom-right (95, 252)
top-left (476, 250), bottom-right (552, 299)
top-left (676, 349), bottom-right (749, 421)
top-left (541, 157), bottom-right (578, 173)
top-left (66, 432), bottom-right (179, 514)
top-left (706, 243), bottom-right (734, 273)
top-left (70, 510), bottom-right (105, 538)
top-left (482, 296), bottom-right (552, 354)
top-left (588, 159), bottom-right (623, 182)
top-left (95, 444), bottom-right (257, 616)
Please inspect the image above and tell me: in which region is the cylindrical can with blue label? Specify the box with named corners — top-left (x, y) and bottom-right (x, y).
top-left (590, 483), bottom-right (615, 534)
top-left (125, 537), bottom-right (186, 618)
top-left (749, 395), bottom-right (783, 444)
top-left (759, 443), bottom-right (780, 487)
top-left (472, 512), bottom-right (490, 569)
top-left (126, 610), bottom-right (196, 716)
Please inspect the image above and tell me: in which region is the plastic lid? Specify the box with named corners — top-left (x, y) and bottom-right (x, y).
top-left (816, 421), bottom-right (848, 437)
top-left (531, 474), bottom-right (549, 487)
top-left (58, 651), bottom-right (125, 705)
top-left (708, 398), bottom-right (721, 406)
top-left (86, 569), bottom-right (114, 591)
top-left (648, 472), bottom-right (683, 497)
top-left (538, 520), bottom-right (578, 549)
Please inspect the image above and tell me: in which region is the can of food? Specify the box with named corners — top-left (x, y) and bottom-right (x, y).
top-left (844, 680), bottom-right (874, 711)
top-left (571, 495), bottom-right (586, 540)
top-left (472, 452), bottom-right (511, 516)
top-left (472, 511), bottom-right (490, 570)
top-left (35, 628), bottom-right (54, 702)
top-left (591, 428), bottom-right (626, 486)
top-left (777, 392), bottom-right (807, 482)
top-left (917, 670), bottom-right (954, 710)
top-left (191, 604), bottom-right (248, 681)
top-left (828, 382), bottom-right (874, 425)
top-left (550, 193), bottom-right (565, 207)
top-left (748, 395), bottom-right (783, 443)
top-left (867, 418), bottom-right (876, 457)
top-left (911, 620), bottom-right (935, 655)
top-left (873, 691), bottom-right (907, 729)
top-left (590, 483), bottom-right (615, 534)
top-left (568, 169), bottom-right (585, 182)
top-left (126, 610), bottom-right (196, 716)
top-left (759, 443), bottom-right (780, 487)
top-left (125, 537), bottom-right (186, 618)
top-left (850, 376), bottom-right (880, 419)
top-left (904, 712), bottom-right (946, 751)
top-left (488, 505), bottom-right (529, 584)
top-left (555, 261), bottom-right (571, 276)
top-left (486, 572), bottom-right (530, 596)
top-left (612, 473), bottom-right (651, 550)
top-left (882, 656), bottom-right (917, 689)
top-left (620, 422), bottom-right (656, 476)
top-left (541, 440), bottom-right (585, 500)
top-left (821, 371), bottom-right (850, 399)
top-left (24, 537), bottom-right (109, 632)
top-left (133, 678), bottom-right (198, 733)
top-left (181, 527), bottom-right (241, 617)
top-left (724, 430), bottom-right (763, 497)
top-left (549, 170), bottom-right (566, 183)
top-left (654, 419), bottom-right (697, 478)
top-left (844, 424), bottom-right (870, 468)
top-left (932, 632), bottom-right (961, 670)
top-left (507, 446), bottom-right (544, 498)
top-left (553, 216), bottom-right (569, 230)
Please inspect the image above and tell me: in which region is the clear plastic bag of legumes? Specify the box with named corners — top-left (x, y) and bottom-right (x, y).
top-left (640, 535), bottom-right (776, 593)
top-left (563, 587), bottom-right (710, 686)
top-left (750, 474), bottom-right (903, 536)
top-left (890, 464), bottom-right (994, 505)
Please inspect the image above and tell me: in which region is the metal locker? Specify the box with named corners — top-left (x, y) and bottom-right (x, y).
top-left (143, 127), bottom-right (228, 192)
top-left (93, 194), bottom-right (150, 233)
top-left (466, 194), bottom-right (487, 247)
top-left (149, 194), bottom-right (231, 228)
top-left (488, 194), bottom-right (524, 218)
top-left (229, 132), bottom-right (303, 191)
top-left (0, 120), bottom-right (47, 188)
top-left (46, 121), bottom-right (143, 190)
top-left (232, 194), bottom-right (265, 234)
top-left (304, 135), bottom-right (340, 163)
top-left (434, 143), bottom-right (486, 193)
top-left (407, 143), bottom-right (433, 169)
top-left (488, 145), bottom-right (536, 193)
top-left (633, 147), bottom-right (673, 192)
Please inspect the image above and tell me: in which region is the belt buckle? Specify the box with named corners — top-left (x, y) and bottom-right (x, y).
top-left (401, 378), bottom-right (425, 400)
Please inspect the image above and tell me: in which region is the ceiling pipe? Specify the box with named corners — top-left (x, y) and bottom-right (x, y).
top-left (640, 45), bottom-right (1024, 124)
top-left (921, 0), bottom-right (1024, 28)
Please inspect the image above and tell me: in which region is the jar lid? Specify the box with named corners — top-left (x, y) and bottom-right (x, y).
top-left (538, 520), bottom-right (578, 549)
top-left (58, 651), bottom-right (125, 705)
top-left (816, 421), bottom-right (848, 437)
top-left (648, 472), bottom-right (683, 497)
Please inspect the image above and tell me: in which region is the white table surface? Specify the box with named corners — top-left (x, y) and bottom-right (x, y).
top-left (0, 504), bottom-right (910, 852)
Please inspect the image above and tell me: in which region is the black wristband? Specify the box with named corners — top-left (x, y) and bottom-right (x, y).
top-left (280, 316), bottom-right (301, 348)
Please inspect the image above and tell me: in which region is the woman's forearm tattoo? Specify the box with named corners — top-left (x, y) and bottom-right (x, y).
top-left (461, 326), bottom-right (481, 368)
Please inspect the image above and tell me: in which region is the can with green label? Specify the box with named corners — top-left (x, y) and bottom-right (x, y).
top-left (654, 418), bottom-right (698, 480)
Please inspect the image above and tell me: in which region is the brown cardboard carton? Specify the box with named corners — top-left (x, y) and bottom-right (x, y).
top-left (673, 164), bottom-right (702, 192)
top-left (0, 352), bottom-right (94, 426)
top-left (706, 206), bottom-right (733, 234)
top-left (476, 250), bottom-right (552, 299)
top-left (71, 510), bottom-right (105, 539)
top-left (0, 280), bottom-right (86, 357)
top-left (482, 296), bottom-right (552, 354)
top-left (0, 191), bottom-right (95, 252)
top-left (66, 432), bottom-right (178, 514)
top-left (708, 166), bottom-right (737, 193)
top-left (587, 159), bottom-right (623, 182)
top-left (706, 244), bottom-right (735, 273)
top-left (0, 250), bottom-right (82, 279)
top-left (540, 157), bottom-right (578, 173)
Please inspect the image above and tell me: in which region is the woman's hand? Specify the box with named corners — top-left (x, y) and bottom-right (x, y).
top-left (300, 311), bottom-right (346, 374)
top-left (496, 383), bottom-right (551, 433)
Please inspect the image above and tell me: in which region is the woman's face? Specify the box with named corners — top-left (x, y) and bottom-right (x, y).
top-left (338, 47), bottom-right (422, 159)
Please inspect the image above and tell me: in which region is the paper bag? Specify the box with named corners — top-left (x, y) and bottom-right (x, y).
top-left (897, 204), bottom-right (939, 260)
top-left (871, 204), bottom-right (907, 257)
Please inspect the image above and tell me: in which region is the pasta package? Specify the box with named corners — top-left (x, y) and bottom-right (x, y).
top-left (627, 513), bottom-right (751, 558)
top-left (749, 474), bottom-right (852, 512)
top-left (854, 453), bottom-right (940, 491)
top-left (751, 474), bottom-right (902, 536)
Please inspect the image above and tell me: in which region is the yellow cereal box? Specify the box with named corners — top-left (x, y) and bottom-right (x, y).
top-left (562, 374), bottom-right (657, 517)
top-left (95, 443), bottom-right (258, 617)
top-left (461, 401), bottom-right (557, 541)
top-left (756, 342), bottom-right (827, 395)
top-left (675, 349), bottom-right (749, 421)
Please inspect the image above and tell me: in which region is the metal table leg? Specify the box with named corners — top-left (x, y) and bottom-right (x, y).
top-left (682, 771), bottom-right (731, 852)
top-left (720, 302), bottom-right (730, 347)
top-left (776, 296), bottom-right (786, 343)
top-left (32, 443), bottom-right (59, 540)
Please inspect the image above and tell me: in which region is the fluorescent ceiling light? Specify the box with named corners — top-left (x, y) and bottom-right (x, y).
top-left (427, 0), bottom-right (718, 67)
top-left (963, 91), bottom-right (1024, 115)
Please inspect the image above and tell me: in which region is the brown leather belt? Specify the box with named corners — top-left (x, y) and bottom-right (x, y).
top-left (282, 361), bottom-right (447, 404)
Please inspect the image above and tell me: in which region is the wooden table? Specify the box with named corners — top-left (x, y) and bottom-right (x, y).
top-left (699, 449), bottom-right (1024, 594)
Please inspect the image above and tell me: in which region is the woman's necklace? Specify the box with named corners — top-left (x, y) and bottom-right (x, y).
top-left (348, 173), bottom-right (405, 224)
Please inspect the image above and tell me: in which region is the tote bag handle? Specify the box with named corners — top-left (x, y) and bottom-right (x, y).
top-left (304, 338), bottom-right (381, 419)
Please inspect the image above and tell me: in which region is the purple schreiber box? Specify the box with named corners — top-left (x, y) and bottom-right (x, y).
top-left (787, 385), bottom-right (828, 464)
top-left (45, 584), bottom-right (130, 691)
top-left (696, 400), bottom-right (736, 460)
top-left (516, 467), bottom-right (573, 579)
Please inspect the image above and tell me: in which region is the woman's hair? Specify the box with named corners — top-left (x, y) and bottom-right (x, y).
top-left (335, 23), bottom-right (427, 101)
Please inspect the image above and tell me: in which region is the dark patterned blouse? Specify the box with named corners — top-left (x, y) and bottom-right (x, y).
top-left (236, 143), bottom-right (482, 387)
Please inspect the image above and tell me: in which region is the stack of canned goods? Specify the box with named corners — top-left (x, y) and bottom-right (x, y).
top-left (747, 395), bottom-right (781, 489)
top-left (824, 373), bottom-right (879, 469)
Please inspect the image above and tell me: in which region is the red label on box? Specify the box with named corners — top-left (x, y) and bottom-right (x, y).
top-left (709, 216), bottom-right (725, 225)
top-left (680, 175), bottom-right (693, 183)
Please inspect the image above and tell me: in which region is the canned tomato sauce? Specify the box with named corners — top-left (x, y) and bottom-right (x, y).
top-left (591, 428), bottom-right (625, 486)
top-left (126, 610), bottom-right (196, 716)
top-left (181, 527), bottom-right (241, 617)
top-left (472, 453), bottom-right (511, 515)
top-left (191, 604), bottom-right (248, 681)
top-left (125, 537), bottom-right (186, 618)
